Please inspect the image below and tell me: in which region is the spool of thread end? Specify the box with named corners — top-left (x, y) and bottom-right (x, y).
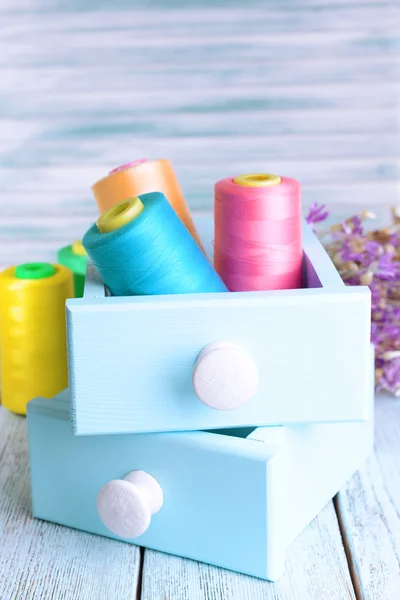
top-left (15, 262), bottom-right (56, 280)
top-left (97, 197), bottom-right (144, 234)
top-left (109, 159), bottom-right (148, 174)
top-left (72, 240), bottom-right (86, 257)
top-left (233, 173), bottom-right (281, 187)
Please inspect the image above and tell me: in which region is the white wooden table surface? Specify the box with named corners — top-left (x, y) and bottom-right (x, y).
top-left (0, 394), bottom-right (399, 599)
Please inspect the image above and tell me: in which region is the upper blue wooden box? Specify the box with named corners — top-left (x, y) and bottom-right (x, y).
top-left (66, 216), bottom-right (371, 435)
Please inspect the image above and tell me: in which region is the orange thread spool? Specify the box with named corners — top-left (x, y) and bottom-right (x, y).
top-left (92, 159), bottom-right (203, 251)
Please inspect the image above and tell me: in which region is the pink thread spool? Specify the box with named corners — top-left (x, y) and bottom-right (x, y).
top-left (214, 173), bottom-right (303, 292)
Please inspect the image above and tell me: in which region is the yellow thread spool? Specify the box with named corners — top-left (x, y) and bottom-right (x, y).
top-left (233, 173), bottom-right (281, 187)
top-left (97, 197), bottom-right (144, 233)
top-left (0, 262), bottom-right (74, 415)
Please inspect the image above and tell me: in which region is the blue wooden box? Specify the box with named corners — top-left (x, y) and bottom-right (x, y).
top-left (66, 216), bottom-right (371, 435)
top-left (27, 366), bottom-right (374, 582)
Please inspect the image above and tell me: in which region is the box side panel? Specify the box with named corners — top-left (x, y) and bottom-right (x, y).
top-left (302, 219), bottom-right (344, 288)
top-left (82, 262), bottom-right (106, 299)
top-left (68, 287), bottom-right (371, 434)
top-left (303, 253), bottom-right (322, 289)
top-left (27, 399), bottom-right (272, 580)
top-left (251, 347), bottom-right (374, 549)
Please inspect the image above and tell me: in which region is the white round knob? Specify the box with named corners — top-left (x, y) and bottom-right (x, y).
top-left (192, 342), bottom-right (259, 410)
top-left (97, 470), bottom-right (163, 538)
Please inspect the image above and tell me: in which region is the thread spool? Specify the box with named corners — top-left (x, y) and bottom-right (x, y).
top-left (214, 173), bottom-right (303, 291)
top-left (92, 158), bottom-right (204, 251)
top-left (57, 240), bottom-right (87, 297)
top-left (83, 192), bottom-right (227, 297)
top-left (0, 262), bottom-right (73, 415)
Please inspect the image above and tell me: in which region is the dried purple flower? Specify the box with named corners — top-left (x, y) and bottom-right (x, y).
top-left (339, 238), bottom-right (361, 263)
top-left (350, 216), bottom-right (364, 236)
top-left (305, 203), bottom-right (330, 229)
top-left (364, 240), bottom-right (381, 258)
top-left (377, 358), bottom-right (400, 397)
top-left (312, 205), bottom-right (400, 397)
top-left (375, 253), bottom-right (397, 281)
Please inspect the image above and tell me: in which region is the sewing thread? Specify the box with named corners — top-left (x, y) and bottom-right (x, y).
top-left (0, 262), bottom-right (73, 415)
top-left (83, 192), bottom-right (227, 297)
top-left (214, 173), bottom-right (302, 291)
top-left (57, 240), bottom-right (87, 297)
top-left (91, 158), bottom-right (204, 251)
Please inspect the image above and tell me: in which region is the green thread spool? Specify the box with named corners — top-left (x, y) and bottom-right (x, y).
top-left (57, 241), bottom-right (87, 298)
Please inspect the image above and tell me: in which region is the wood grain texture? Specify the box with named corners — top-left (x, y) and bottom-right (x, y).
top-left (0, 279), bottom-right (393, 600)
top-left (141, 503), bottom-right (356, 600)
top-left (0, 0), bottom-right (399, 272)
top-left (0, 0), bottom-right (399, 595)
top-left (0, 407), bottom-right (141, 600)
top-left (28, 393), bottom-right (280, 581)
top-left (336, 395), bottom-right (400, 600)
top-left (68, 282), bottom-right (371, 434)
top-left (68, 217), bottom-right (371, 436)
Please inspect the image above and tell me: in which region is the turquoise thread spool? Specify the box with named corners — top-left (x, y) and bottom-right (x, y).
top-left (82, 192), bottom-right (228, 296)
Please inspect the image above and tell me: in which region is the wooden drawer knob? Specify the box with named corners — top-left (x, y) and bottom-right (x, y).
top-left (192, 342), bottom-right (259, 410)
top-left (97, 470), bottom-right (163, 538)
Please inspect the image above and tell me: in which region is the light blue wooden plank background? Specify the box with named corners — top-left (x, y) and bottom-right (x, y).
top-left (0, 3), bottom-right (399, 597)
top-left (0, 0), bottom-right (399, 268)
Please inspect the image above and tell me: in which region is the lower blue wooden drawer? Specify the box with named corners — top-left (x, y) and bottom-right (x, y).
top-left (27, 374), bottom-right (374, 581)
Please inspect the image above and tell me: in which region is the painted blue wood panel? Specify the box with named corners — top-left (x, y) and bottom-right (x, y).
top-left (28, 391), bottom-right (277, 581)
top-left (68, 216), bottom-right (371, 435)
top-left (0, 0), bottom-right (398, 271)
top-left (26, 368), bottom-right (373, 581)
